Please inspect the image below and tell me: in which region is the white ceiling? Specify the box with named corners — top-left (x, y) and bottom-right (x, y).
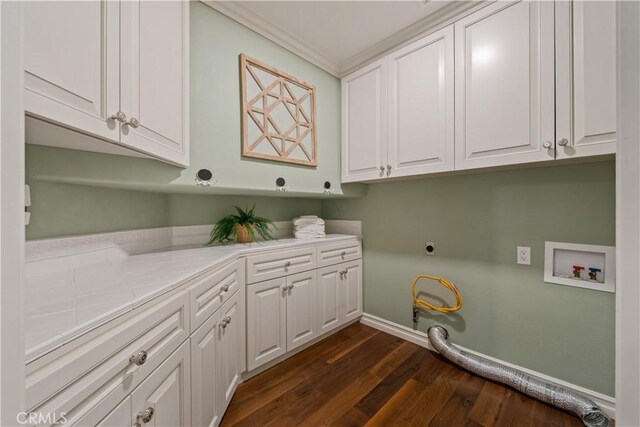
top-left (209, 1), bottom-right (477, 76)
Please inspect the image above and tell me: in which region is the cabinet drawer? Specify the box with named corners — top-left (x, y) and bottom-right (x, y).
top-left (246, 247), bottom-right (316, 284)
top-left (26, 291), bottom-right (190, 423)
top-left (317, 240), bottom-right (362, 268)
top-left (189, 260), bottom-right (244, 332)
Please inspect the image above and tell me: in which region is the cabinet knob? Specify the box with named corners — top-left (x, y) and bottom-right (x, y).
top-left (288, 284), bottom-right (294, 291)
top-left (221, 316), bottom-right (231, 328)
top-left (126, 117), bottom-right (140, 128)
top-left (282, 285), bottom-right (288, 291)
top-left (284, 261), bottom-right (291, 268)
top-left (129, 350), bottom-right (148, 366)
top-left (558, 138), bottom-right (569, 147)
top-left (138, 407), bottom-right (154, 423)
top-left (386, 165), bottom-right (392, 175)
top-left (341, 251), bottom-right (346, 258)
top-left (221, 284), bottom-right (229, 293)
top-left (379, 166), bottom-right (385, 172)
top-left (542, 141), bottom-right (553, 149)
top-left (110, 111), bottom-right (127, 123)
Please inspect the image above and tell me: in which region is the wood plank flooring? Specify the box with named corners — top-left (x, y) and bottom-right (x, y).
top-left (221, 323), bottom-right (586, 427)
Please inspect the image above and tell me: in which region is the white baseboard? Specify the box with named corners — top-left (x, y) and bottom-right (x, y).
top-left (360, 313), bottom-right (616, 418)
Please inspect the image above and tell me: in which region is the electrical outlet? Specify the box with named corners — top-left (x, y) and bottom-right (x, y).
top-left (425, 242), bottom-right (435, 256)
top-left (517, 246), bottom-right (531, 265)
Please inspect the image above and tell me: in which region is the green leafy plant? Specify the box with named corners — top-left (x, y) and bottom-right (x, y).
top-left (207, 205), bottom-right (275, 245)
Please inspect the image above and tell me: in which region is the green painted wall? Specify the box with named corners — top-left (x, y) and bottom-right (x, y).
top-left (25, 3), bottom-right (361, 198)
top-left (322, 161), bottom-right (616, 396)
top-left (25, 179), bottom-right (322, 240)
top-left (26, 181), bottom-right (171, 240)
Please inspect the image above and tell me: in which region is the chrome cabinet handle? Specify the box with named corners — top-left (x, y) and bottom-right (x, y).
top-left (386, 165), bottom-right (392, 175)
top-left (379, 165), bottom-right (385, 171)
top-left (110, 111), bottom-right (127, 123)
top-left (138, 407), bottom-right (154, 423)
top-left (542, 141), bottom-right (553, 149)
top-left (288, 284), bottom-right (294, 291)
top-left (282, 285), bottom-right (288, 291)
top-left (558, 138), bottom-right (569, 147)
top-left (284, 261), bottom-right (291, 268)
top-left (341, 251), bottom-right (346, 258)
top-left (340, 270), bottom-right (348, 278)
top-left (129, 350), bottom-right (148, 366)
top-left (126, 117), bottom-right (140, 128)
top-left (221, 284), bottom-right (229, 293)
top-left (221, 316), bottom-right (231, 328)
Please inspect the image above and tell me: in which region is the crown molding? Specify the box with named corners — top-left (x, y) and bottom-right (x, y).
top-left (200, 0), bottom-right (488, 79)
top-left (339, 1), bottom-right (486, 76)
top-left (201, 0), bottom-right (341, 77)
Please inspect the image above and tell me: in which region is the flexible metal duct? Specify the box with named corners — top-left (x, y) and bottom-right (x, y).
top-left (427, 326), bottom-right (611, 427)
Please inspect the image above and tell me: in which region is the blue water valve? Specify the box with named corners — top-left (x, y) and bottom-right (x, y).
top-left (588, 268), bottom-right (602, 281)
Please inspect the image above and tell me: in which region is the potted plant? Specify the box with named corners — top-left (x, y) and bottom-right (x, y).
top-left (207, 205), bottom-right (275, 245)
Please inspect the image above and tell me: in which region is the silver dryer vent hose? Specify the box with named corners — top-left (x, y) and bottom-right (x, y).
top-left (427, 326), bottom-right (611, 427)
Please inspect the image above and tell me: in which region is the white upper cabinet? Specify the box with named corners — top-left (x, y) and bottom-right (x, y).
top-left (24, 0), bottom-right (190, 167)
top-left (24, 1), bottom-right (119, 142)
top-left (454, 1), bottom-right (556, 170)
top-left (341, 58), bottom-right (388, 183)
top-left (120, 1), bottom-right (190, 166)
top-left (388, 26), bottom-right (454, 177)
top-left (555, 0), bottom-right (616, 158)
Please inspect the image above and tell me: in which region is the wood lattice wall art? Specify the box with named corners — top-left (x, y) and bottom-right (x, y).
top-left (240, 54), bottom-right (317, 166)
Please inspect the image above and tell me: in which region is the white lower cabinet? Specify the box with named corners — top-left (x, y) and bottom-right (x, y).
top-left (190, 313), bottom-right (221, 427)
top-left (131, 340), bottom-right (191, 427)
top-left (317, 260), bottom-right (363, 333)
top-left (342, 261), bottom-right (364, 322)
top-left (191, 289), bottom-right (244, 427)
top-left (97, 397), bottom-right (131, 427)
top-left (286, 271), bottom-right (318, 351)
top-left (246, 271), bottom-right (320, 371)
top-left (29, 239), bottom-right (362, 427)
top-left (246, 277), bottom-right (288, 371)
top-left (316, 267), bottom-right (342, 334)
top-left (248, 258), bottom-right (363, 372)
top-left (217, 290), bottom-right (244, 415)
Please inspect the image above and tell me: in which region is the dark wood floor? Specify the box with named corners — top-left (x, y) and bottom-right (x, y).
top-left (221, 323), bottom-right (585, 427)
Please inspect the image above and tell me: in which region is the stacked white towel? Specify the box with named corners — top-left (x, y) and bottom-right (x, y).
top-left (293, 215), bottom-right (326, 239)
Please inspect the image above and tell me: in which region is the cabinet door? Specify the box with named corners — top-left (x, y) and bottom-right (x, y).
top-left (120, 1), bottom-right (189, 166)
top-left (454, 1), bottom-right (555, 170)
top-left (191, 312), bottom-right (221, 427)
top-left (556, 1), bottom-right (616, 158)
top-left (23, 1), bottom-right (119, 142)
top-left (388, 26), bottom-right (454, 177)
top-left (131, 341), bottom-right (191, 427)
top-left (246, 278), bottom-right (287, 371)
top-left (316, 266), bottom-right (341, 334)
top-left (342, 261), bottom-right (363, 323)
top-left (218, 290), bottom-right (244, 415)
top-left (341, 58), bottom-right (388, 183)
top-left (286, 271), bottom-right (318, 351)
top-left (96, 397), bottom-right (132, 427)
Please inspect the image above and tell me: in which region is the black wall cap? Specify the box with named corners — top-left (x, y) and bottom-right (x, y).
top-left (197, 169), bottom-right (213, 181)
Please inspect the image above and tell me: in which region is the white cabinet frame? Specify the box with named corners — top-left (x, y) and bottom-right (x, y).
top-left (388, 26), bottom-right (454, 177)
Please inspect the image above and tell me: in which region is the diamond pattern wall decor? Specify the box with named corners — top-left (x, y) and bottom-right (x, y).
top-left (240, 54), bottom-right (317, 166)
